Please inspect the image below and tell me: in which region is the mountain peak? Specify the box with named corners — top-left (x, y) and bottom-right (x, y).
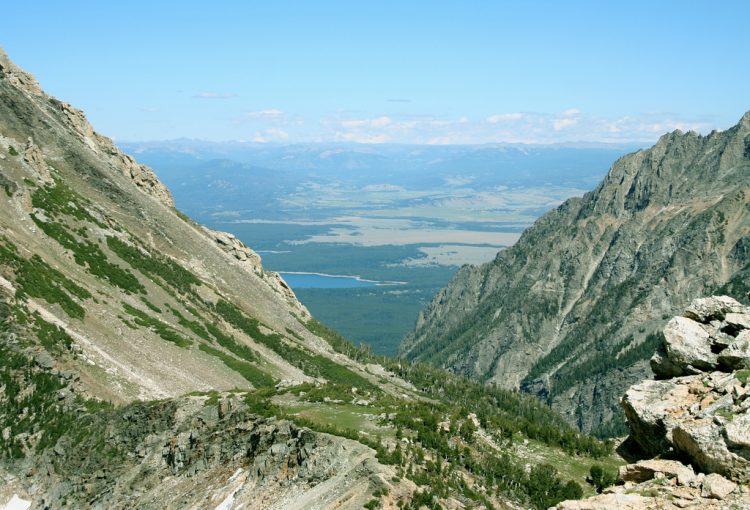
top-left (0, 47), bottom-right (43, 97)
top-left (403, 111), bottom-right (750, 434)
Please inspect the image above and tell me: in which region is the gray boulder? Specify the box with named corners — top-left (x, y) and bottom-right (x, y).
top-left (683, 296), bottom-right (746, 323)
top-left (650, 344), bottom-right (684, 378)
top-left (701, 473), bottom-right (738, 500)
top-left (662, 316), bottom-right (717, 374)
top-left (617, 459), bottom-right (695, 485)
top-left (724, 313), bottom-right (750, 333)
top-left (34, 351), bottom-right (54, 370)
top-left (621, 377), bottom-right (693, 456)
top-left (717, 331), bottom-right (750, 370)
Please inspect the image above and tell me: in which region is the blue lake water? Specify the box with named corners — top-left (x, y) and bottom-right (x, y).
top-left (279, 272), bottom-right (378, 289)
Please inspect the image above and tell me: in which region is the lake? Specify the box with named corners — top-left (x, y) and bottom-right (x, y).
top-left (279, 272), bottom-right (379, 289)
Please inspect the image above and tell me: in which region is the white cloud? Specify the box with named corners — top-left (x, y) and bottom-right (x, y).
top-left (334, 131), bottom-right (389, 143)
top-left (561, 108), bottom-right (581, 116)
top-left (241, 109), bottom-right (286, 120)
top-left (426, 136), bottom-right (455, 145)
top-left (252, 128), bottom-right (289, 143)
top-left (234, 109), bottom-right (303, 126)
top-left (193, 91), bottom-right (238, 99)
top-left (553, 118), bottom-right (578, 130)
top-left (231, 108), bottom-right (720, 145)
top-left (486, 112), bottom-right (523, 123)
top-left (340, 116), bottom-right (393, 129)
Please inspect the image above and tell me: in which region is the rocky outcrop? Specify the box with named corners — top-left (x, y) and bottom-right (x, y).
top-left (4, 394), bottom-right (395, 509)
top-left (553, 469), bottom-right (747, 509)
top-left (22, 138), bottom-right (52, 183)
top-left (402, 112), bottom-right (750, 432)
top-left (205, 227), bottom-right (264, 274)
top-left (617, 459), bottom-right (696, 486)
top-left (652, 295), bottom-right (750, 377)
top-left (625, 296), bottom-right (750, 482)
top-left (554, 296), bottom-right (750, 509)
top-left (0, 49), bottom-right (43, 97)
top-left (203, 226), bottom-right (310, 318)
top-left (114, 152), bottom-right (175, 207)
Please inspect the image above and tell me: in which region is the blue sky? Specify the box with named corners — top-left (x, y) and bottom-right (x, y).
top-left (3, 1), bottom-right (749, 144)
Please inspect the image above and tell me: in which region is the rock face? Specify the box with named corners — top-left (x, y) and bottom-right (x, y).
top-left (22, 137), bottom-right (52, 183)
top-left (553, 296), bottom-right (750, 509)
top-left (116, 152), bottom-right (175, 207)
top-left (402, 111), bottom-right (750, 432)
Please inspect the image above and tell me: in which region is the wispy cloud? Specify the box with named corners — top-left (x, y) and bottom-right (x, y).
top-left (320, 114), bottom-right (477, 144)
top-left (240, 108), bottom-right (285, 120)
top-left (552, 117), bottom-right (578, 130)
top-left (219, 107), bottom-right (722, 145)
top-left (234, 109), bottom-right (303, 125)
top-left (252, 128), bottom-right (289, 143)
top-left (334, 132), bottom-right (390, 143)
top-left (486, 112), bottom-right (524, 123)
top-left (139, 107), bottom-right (160, 113)
top-left (340, 116), bottom-right (393, 129)
top-left (193, 91), bottom-right (238, 99)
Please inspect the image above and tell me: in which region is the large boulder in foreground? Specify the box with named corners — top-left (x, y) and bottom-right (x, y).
top-left (620, 376), bottom-right (692, 456)
top-left (621, 369), bottom-right (750, 481)
top-left (553, 295), bottom-right (750, 509)
top-left (627, 296), bottom-right (750, 482)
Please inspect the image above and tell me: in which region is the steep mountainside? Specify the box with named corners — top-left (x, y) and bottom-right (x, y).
top-left (401, 111), bottom-right (750, 434)
top-left (0, 49), bottom-right (619, 509)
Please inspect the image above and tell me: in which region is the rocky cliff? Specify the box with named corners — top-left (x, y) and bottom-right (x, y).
top-left (401, 112), bottom-right (750, 433)
top-left (554, 295), bottom-right (750, 509)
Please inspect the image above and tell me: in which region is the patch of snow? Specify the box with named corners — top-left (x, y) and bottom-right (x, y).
top-left (214, 491), bottom-right (236, 510)
top-left (2, 495), bottom-right (31, 510)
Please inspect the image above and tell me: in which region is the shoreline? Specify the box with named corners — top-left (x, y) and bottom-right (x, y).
top-left (277, 271), bottom-right (407, 286)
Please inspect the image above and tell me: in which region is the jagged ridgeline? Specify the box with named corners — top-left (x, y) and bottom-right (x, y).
top-left (402, 110), bottom-right (750, 435)
top-left (0, 49), bottom-right (619, 509)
